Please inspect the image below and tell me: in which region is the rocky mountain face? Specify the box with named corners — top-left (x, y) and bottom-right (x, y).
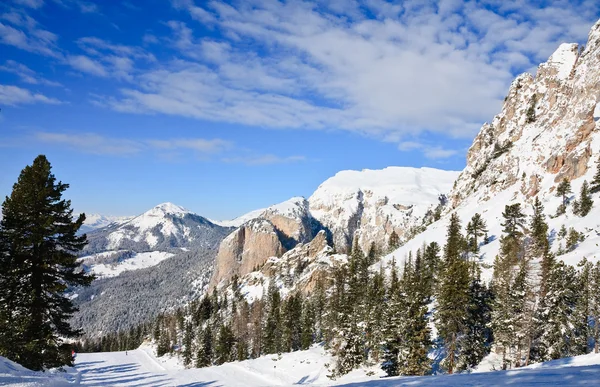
top-left (209, 197), bottom-right (323, 288)
top-left (309, 167), bottom-right (459, 254)
top-left (452, 20), bottom-right (600, 209)
top-left (210, 169), bottom-right (458, 289)
top-left (379, 19), bottom-right (600, 282)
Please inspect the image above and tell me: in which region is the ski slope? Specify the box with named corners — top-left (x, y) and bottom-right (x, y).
top-left (3, 346), bottom-right (600, 386)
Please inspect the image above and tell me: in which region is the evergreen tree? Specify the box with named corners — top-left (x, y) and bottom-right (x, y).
top-left (592, 262), bottom-right (600, 353)
top-left (215, 324), bottom-right (235, 365)
top-left (196, 326), bottom-right (213, 368)
top-left (573, 180), bottom-right (593, 216)
top-left (534, 262), bottom-right (578, 361)
top-left (365, 267), bottom-right (386, 363)
top-left (466, 213), bottom-right (488, 256)
top-left (459, 266), bottom-right (493, 371)
top-left (556, 179), bottom-right (572, 215)
top-left (435, 213), bottom-right (470, 374)
top-left (399, 256), bottom-right (432, 376)
top-left (263, 281), bottom-right (282, 354)
top-left (282, 293), bottom-right (303, 352)
top-left (530, 197), bottom-right (552, 297)
top-left (182, 323), bottom-right (194, 367)
top-left (300, 299), bottom-right (315, 350)
top-left (0, 155), bottom-right (94, 370)
top-left (590, 156), bottom-right (600, 194)
top-left (573, 258), bottom-right (593, 355)
top-left (388, 230), bottom-right (400, 251)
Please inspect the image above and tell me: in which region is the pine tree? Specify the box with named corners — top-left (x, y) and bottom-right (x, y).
top-left (381, 260), bottom-right (406, 377)
top-left (459, 266), bottom-right (493, 371)
top-left (215, 324), bottom-right (235, 365)
top-left (263, 282), bottom-right (282, 355)
top-left (388, 230), bottom-right (400, 251)
top-left (556, 179), bottom-right (572, 215)
top-left (399, 256), bottom-right (432, 376)
top-left (435, 213), bottom-right (470, 374)
top-left (365, 267), bottom-right (386, 363)
top-left (592, 262), bottom-right (600, 353)
top-left (574, 181), bottom-right (593, 216)
top-left (300, 299), bottom-right (315, 350)
top-left (196, 326), bottom-right (213, 368)
top-left (534, 262), bottom-right (578, 361)
top-left (530, 197), bottom-right (553, 297)
top-left (573, 258), bottom-right (593, 355)
top-left (182, 323), bottom-right (194, 367)
top-left (466, 213), bottom-right (488, 256)
top-left (0, 155), bottom-right (95, 370)
top-left (590, 156), bottom-right (600, 194)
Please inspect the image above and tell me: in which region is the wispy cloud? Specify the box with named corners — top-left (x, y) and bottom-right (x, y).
top-left (66, 55), bottom-right (107, 76)
top-left (0, 84), bottom-right (61, 105)
top-left (398, 141), bottom-right (458, 160)
top-left (32, 131), bottom-right (233, 158)
top-left (0, 60), bottom-right (62, 86)
top-left (35, 132), bottom-right (141, 155)
top-left (147, 138), bottom-right (232, 154)
top-left (223, 154), bottom-right (306, 165)
top-left (0, 9), bottom-right (60, 57)
top-left (12, 0), bottom-right (44, 9)
top-left (93, 0), bottom-right (600, 144)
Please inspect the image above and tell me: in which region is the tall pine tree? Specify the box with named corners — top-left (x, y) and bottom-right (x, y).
top-left (0, 155), bottom-right (94, 370)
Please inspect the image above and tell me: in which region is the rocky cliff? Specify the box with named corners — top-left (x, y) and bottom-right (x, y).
top-left (452, 19), bottom-right (600, 208)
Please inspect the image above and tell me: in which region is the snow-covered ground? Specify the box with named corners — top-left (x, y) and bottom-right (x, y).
top-left (78, 251), bottom-right (175, 278)
top-left (3, 346), bottom-right (600, 386)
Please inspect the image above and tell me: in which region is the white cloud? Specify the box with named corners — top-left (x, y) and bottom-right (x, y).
top-left (398, 141), bottom-right (459, 160)
top-left (34, 132), bottom-right (141, 155)
top-left (66, 55), bottom-right (107, 76)
top-left (99, 0), bottom-right (599, 145)
top-left (11, 0), bottom-right (44, 9)
top-left (32, 131), bottom-right (234, 157)
top-left (0, 15), bottom-right (60, 57)
top-left (0, 60), bottom-right (62, 86)
top-left (0, 84), bottom-right (61, 105)
top-left (223, 154), bottom-right (306, 165)
top-left (147, 138), bottom-right (232, 154)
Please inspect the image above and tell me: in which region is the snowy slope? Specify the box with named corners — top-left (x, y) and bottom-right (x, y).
top-left (78, 250), bottom-right (176, 278)
top-left (79, 214), bottom-right (133, 234)
top-left (310, 167), bottom-right (459, 252)
top-left (4, 347), bottom-right (600, 386)
top-left (210, 207), bottom-right (266, 228)
top-left (380, 19), bottom-right (600, 280)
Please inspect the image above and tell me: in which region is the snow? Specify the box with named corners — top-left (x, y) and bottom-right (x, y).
top-left (4, 348), bottom-right (600, 386)
top-left (264, 196), bottom-right (308, 218)
top-left (544, 43), bottom-right (578, 80)
top-left (79, 251), bottom-right (175, 278)
top-left (211, 208), bottom-right (267, 228)
top-left (594, 101), bottom-right (600, 121)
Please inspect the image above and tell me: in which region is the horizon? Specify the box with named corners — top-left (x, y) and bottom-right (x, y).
top-left (1, 0), bottom-right (599, 219)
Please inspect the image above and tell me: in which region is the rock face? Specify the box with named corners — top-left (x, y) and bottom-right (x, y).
top-left (210, 197), bottom-right (319, 288)
top-left (309, 167), bottom-right (459, 253)
top-left (452, 20), bottom-right (600, 208)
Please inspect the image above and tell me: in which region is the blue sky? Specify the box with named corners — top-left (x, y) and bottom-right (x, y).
top-left (1, 0), bottom-right (599, 220)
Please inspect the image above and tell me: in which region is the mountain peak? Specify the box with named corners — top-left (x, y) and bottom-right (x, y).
top-left (148, 202), bottom-right (190, 216)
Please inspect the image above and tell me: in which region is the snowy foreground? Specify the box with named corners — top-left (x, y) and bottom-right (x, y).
top-left (2, 346), bottom-right (600, 386)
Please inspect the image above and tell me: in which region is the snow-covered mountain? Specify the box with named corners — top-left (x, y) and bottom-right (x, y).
top-left (379, 19), bottom-right (600, 280)
top-left (309, 167), bottom-right (459, 253)
top-left (210, 207), bottom-right (266, 228)
top-left (210, 169), bottom-right (458, 288)
top-left (71, 203), bottom-right (234, 334)
top-left (82, 202), bottom-right (232, 254)
top-left (79, 214), bottom-right (133, 234)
